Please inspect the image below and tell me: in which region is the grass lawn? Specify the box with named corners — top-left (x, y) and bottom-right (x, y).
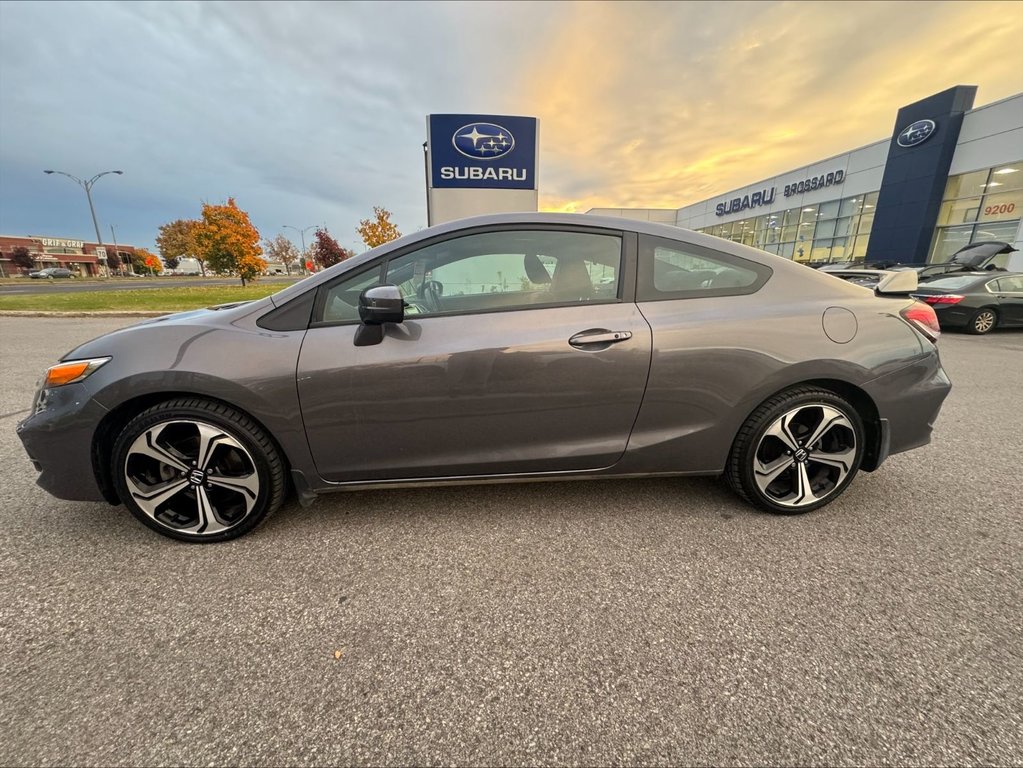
top-left (0, 284), bottom-right (284, 312)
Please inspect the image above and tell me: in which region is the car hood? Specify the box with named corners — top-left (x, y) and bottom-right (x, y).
top-left (59, 297), bottom-right (276, 362)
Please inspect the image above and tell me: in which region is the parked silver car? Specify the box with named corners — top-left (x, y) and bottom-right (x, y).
top-left (17, 213), bottom-right (951, 542)
top-left (29, 267), bottom-right (74, 279)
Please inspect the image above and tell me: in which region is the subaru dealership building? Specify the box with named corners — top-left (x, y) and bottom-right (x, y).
top-left (590, 86), bottom-right (1023, 269)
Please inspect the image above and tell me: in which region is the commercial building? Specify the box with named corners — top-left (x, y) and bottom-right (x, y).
top-left (590, 86), bottom-right (1023, 270)
top-left (0, 235), bottom-right (139, 277)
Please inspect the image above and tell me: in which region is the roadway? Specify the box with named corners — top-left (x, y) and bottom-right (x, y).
top-left (0, 275), bottom-right (304, 294)
top-left (1, 318), bottom-right (1020, 766)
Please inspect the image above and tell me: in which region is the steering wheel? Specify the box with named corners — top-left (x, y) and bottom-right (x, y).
top-left (418, 280), bottom-right (444, 313)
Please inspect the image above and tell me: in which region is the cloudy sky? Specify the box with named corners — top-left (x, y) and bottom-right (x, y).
top-left (1, 0), bottom-right (1021, 253)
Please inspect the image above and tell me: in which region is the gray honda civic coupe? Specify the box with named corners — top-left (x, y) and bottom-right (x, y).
top-left (17, 213), bottom-right (951, 542)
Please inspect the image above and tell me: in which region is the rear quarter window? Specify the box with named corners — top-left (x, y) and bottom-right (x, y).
top-left (637, 235), bottom-right (772, 301)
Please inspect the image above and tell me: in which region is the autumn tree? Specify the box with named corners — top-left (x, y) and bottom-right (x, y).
top-left (131, 247), bottom-right (163, 275)
top-left (163, 255), bottom-right (180, 270)
top-left (11, 246), bottom-right (35, 272)
top-left (194, 198), bottom-right (266, 285)
top-left (357, 206), bottom-right (401, 249)
top-left (263, 234), bottom-right (299, 274)
top-left (310, 227), bottom-right (353, 269)
top-left (156, 219), bottom-right (202, 275)
top-left (105, 252), bottom-right (122, 273)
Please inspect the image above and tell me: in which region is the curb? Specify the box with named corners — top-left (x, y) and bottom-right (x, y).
top-left (0, 310), bottom-right (171, 318)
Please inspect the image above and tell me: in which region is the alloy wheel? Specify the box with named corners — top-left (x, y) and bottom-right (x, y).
top-left (123, 419), bottom-right (260, 535)
top-left (753, 404), bottom-right (857, 509)
top-left (973, 310), bottom-right (996, 334)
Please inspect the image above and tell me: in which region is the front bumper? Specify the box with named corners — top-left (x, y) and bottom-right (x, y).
top-left (16, 384), bottom-right (110, 503)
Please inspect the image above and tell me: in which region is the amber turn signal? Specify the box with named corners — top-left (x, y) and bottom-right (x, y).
top-left (44, 357), bottom-right (111, 387)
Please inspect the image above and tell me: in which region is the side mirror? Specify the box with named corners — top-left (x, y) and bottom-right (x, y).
top-left (359, 284), bottom-right (404, 325)
top-left (355, 284), bottom-right (404, 347)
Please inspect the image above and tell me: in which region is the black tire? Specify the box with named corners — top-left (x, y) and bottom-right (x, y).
top-left (112, 398), bottom-right (286, 542)
top-left (966, 308), bottom-right (997, 335)
top-left (725, 387), bottom-right (864, 515)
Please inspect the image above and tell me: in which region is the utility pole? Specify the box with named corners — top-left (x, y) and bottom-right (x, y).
top-left (423, 141), bottom-right (432, 227)
top-left (109, 224), bottom-right (123, 276)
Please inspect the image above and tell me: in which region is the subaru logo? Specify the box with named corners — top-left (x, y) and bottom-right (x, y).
top-left (897, 119), bottom-right (937, 148)
top-left (452, 122), bottom-right (515, 160)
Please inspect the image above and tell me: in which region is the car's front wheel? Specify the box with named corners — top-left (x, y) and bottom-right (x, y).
top-left (725, 387), bottom-right (864, 515)
top-left (112, 398), bottom-right (286, 542)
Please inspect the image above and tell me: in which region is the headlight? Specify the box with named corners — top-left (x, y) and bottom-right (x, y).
top-left (42, 357), bottom-right (111, 388)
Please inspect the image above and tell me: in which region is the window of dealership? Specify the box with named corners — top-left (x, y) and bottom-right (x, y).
top-left (695, 160), bottom-right (1022, 265)
top-left (931, 161), bottom-right (1022, 261)
top-left (695, 191), bottom-right (880, 264)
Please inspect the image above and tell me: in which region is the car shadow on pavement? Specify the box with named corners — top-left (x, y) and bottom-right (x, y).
top-left (263, 476), bottom-right (750, 535)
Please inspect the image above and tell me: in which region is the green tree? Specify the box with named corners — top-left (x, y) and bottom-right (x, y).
top-left (194, 198), bottom-right (266, 285)
top-left (11, 246), bottom-right (35, 272)
top-left (156, 219), bottom-right (203, 275)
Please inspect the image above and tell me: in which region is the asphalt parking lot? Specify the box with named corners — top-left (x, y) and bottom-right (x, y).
top-left (1, 317), bottom-right (1020, 766)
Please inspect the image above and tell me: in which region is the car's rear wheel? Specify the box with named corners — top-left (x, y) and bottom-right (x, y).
top-left (967, 308), bottom-right (997, 335)
top-left (725, 387), bottom-right (864, 515)
top-left (112, 398), bottom-right (286, 542)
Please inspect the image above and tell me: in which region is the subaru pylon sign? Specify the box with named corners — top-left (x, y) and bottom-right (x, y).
top-left (427, 114), bottom-right (539, 224)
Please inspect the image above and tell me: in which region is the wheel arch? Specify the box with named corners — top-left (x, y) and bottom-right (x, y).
top-left (735, 378), bottom-right (884, 473)
top-left (91, 391), bottom-right (292, 505)
top-left (972, 305), bottom-right (1000, 323)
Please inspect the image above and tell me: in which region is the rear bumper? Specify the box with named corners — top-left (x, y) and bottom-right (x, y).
top-left (932, 304), bottom-right (974, 328)
top-left (16, 385), bottom-right (109, 503)
top-left (864, 349), bottom-right (951, 460)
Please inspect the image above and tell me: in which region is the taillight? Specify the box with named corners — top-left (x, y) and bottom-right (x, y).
top-left (900, 302), bottom-right (941, 343)
top-left (921, 294), bottom-right (964, 305)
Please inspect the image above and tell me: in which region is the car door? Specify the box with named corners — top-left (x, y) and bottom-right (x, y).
top-left (989, 276), bottom-right (1023, 325)
top-left (296, 226), bottom-right (652, 483)
top-left (625, 235), bottom-right (778, 474)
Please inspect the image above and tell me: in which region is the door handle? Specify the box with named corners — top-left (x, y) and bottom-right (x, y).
top-left (569, 330), bottom-right (633, 347)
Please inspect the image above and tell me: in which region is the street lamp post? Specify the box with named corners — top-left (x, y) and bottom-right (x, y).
top-left (282, 224), bottom-right (316, 273)
top-left (110, 224), bottom-right (126, 276)
top-left (44, 169), bottom-right (123, 278)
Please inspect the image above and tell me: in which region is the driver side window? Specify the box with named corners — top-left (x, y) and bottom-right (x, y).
top-left (384, 229), bottom-right (622, 316)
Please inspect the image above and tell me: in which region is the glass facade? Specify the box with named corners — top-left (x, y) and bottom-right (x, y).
top-left (697, 161), bottom-right (1022, 265)
top-left (930, 161), bottom-right (1022, 261)
top-left (697, 191), bottom-right (878, 264)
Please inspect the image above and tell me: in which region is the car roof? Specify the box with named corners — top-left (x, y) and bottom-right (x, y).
top-left (268, 211), bottom-right (852, 306)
